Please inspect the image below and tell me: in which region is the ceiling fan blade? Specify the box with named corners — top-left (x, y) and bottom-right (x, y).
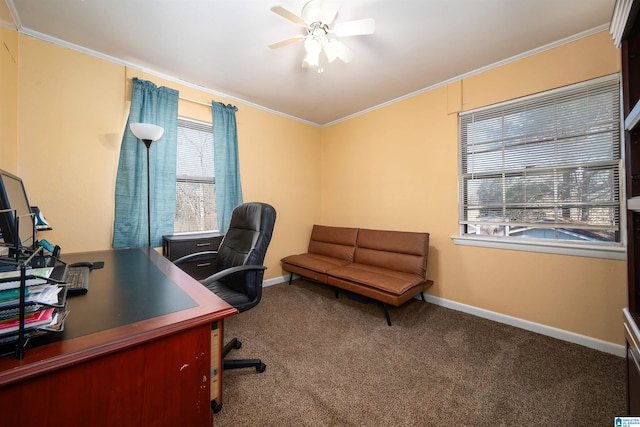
top-left (333, 18), bottom-right (375, 37)
top-left (302, 0), bottom-right (341, 23)
top-left (324, 39), bottom-right (353, 63)
top-left (318, 1), bottom-right (342, 24)
top-left (268, 36), bottom-right (306, 49)
top-left (271, 5), bottom-right (308, 26)
top-left (301, 0), bottom-right (321, 23)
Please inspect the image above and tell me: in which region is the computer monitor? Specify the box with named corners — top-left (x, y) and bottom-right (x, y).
top-left (0, 169), bottom-right (35, 250)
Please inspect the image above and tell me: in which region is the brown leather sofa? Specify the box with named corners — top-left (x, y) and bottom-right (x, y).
top-left (281, 225), bottom-right (433, 325)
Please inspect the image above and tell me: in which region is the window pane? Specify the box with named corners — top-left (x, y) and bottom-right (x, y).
top-left (175, 118), bottom-right (218, 233)
top-left (175, 180), bottom-right (217, 232)
top-left (459, 75), bottom-right (621, 244)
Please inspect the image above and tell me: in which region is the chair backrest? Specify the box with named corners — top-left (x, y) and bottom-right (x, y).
top-left (216, 202), bottom-right (276, 304)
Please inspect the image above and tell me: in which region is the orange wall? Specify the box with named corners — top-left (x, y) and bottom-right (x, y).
top-left (0, 26), bottom-right (18, 173)
top-left (320, 31), bottom-right (627, 345)
top-left (15, 35), bottom-right (321, 278)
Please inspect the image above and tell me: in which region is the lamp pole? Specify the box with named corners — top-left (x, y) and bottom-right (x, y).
top-left (129, 123), bottom-right (164, 248)
top-left (142, 138), bottom-right (153, 248)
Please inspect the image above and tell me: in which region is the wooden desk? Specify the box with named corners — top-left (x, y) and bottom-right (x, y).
top-left (0, 248), bottom-right (237, 426)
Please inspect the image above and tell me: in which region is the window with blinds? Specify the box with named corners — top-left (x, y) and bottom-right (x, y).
top-left (458, 75), bottom-right (621, 245)
top-left (175, 117), bottom-right (217, 233)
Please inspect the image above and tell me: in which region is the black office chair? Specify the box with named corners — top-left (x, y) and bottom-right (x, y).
top-left (173, 202), bottom-right (276, 375)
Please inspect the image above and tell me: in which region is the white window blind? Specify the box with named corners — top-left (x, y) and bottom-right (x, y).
top-left (458, 75), bottom-right (621, 245)
top-left (175, 117), bottom-right (217, 233)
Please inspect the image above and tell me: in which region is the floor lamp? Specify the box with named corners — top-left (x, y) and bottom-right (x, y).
top-left (129, 122), bottom-right (164, 247)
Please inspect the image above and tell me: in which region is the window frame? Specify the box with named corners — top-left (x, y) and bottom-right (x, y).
top-left (452, 74), bottom-right (626, 260)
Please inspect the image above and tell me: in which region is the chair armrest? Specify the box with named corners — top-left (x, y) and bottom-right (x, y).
top-left (200, 264), bottom-right (267, 287)
top-left (173, 251), bottom-right (218, 265)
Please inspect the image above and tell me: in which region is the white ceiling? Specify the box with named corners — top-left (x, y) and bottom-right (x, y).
top-left (5, 0), bottom-right (616, 126)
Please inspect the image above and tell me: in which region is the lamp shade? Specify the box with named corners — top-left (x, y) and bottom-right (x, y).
top-left (130, 123), bottom-right (164, 142)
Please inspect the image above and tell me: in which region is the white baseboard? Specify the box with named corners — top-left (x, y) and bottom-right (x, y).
top-left (420, 294), bottom-right (625, 357)
top-left (263, 274), bottom-right (292, 288)
top-left (269, 274), bottom-right (625, 357)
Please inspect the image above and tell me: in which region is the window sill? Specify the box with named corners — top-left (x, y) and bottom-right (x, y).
top-left (451, 235), bottom-right (625, 260)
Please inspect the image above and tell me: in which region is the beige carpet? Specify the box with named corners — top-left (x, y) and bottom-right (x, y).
top-left (214, 279), bottom-right (625, 426)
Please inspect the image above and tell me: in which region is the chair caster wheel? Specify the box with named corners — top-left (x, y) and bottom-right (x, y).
top-left (257, 363), bottom-right (266, 373)
top-left (211, 400), bottom-right (223, 413)
top-left (233, 340), bottom-right (242, 349)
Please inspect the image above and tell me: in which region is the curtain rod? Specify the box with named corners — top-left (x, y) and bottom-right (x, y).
top-left (179, 96), bottom-right (211, 107)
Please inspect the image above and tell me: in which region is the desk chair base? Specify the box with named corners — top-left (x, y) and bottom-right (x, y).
top-left (211, 400), bottom-right (223, 414)
top-left (222, 337), bottom-right (266, 373)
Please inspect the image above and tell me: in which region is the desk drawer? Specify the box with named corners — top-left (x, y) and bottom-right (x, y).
top-left (177, 256), bottom-right (217, 280)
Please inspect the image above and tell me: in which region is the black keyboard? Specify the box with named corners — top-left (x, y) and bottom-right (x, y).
top-left (50, 264), bottom-right (90, 295)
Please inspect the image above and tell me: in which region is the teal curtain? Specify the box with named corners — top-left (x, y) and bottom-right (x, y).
top-left (113, 78), bottom-right (179, 248)
top-left (212, 102), bottom-right (243, 233)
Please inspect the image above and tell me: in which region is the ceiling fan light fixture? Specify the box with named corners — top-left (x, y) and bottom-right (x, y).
top-left (303, 36), bottom-right (322, 67)
top-left (324, 39), bottom-right (339, 63)
top-left (269, 1), bottom-right (374, 69)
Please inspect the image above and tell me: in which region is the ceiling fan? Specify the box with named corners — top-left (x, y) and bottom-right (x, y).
top-left (268, 0), bottom-right (375, 69)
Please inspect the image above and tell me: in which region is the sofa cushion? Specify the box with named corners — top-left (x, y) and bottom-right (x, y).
top-left (355, 229), bottom-right (429, 278)
top-left (327, 263), bottom-right (424, 295)
top-left (281, 253), bottom-right (350, 274)
top-left (307, 225), bottom-right (358, 262)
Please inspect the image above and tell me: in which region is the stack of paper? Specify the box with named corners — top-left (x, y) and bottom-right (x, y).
top-left (0, 307), bottom-right (56, 335)
top-left (0, 284), bottom-right (61, 308)
top-left (0, 267), bottom-right (63, 336)
top-left (0, 267), bottom-right (53, 291)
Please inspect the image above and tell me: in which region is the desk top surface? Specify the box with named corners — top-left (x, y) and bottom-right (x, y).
top-left (0, 247), bottom-right (237, 385)
top-left (59, 248), bottom-right (199, 339)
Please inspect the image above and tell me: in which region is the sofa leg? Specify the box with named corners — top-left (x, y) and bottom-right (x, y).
top-left (421, 292), bottom-right (426, 302)
top-left (288, 274), bottom-right (293, 285)
top-left (381, 303), bottom-right (392, 326)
